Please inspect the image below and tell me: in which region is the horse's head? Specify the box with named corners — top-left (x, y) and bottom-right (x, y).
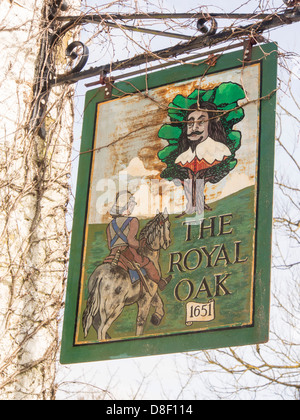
top-left (140, 208), bottom-right (172, 252)
top-left (157, 208), bottom-right (171, 251)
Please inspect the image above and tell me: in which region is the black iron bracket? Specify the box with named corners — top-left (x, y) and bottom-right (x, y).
top-left (52, 13), bottom-right (218, 80)
top-left (49, 6), bottom-right (300, 87)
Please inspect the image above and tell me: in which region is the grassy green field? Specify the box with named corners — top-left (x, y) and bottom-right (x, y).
top-left (76, 185), bottom-right (256, 343)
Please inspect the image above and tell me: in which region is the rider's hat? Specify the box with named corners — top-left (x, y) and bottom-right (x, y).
top-left (110, 191), bottom-right (137, 216)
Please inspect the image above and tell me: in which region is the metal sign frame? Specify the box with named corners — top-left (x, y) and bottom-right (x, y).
top-left (61, 43), bottom-right (277, 364)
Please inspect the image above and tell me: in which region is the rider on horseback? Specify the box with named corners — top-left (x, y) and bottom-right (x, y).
top-left (105, 191), bottom-right (172, 291)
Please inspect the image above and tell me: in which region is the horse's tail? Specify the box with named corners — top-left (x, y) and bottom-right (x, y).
top-left (82, 275), bottom-right (102, 338)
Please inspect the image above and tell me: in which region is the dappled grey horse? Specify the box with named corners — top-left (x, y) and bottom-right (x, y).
top-left (82, 211), bottom-right (171, 341)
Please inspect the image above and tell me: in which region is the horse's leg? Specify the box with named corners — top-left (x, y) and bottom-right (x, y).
top-left (93, 313), bottom-right (111, 340)
top-left (136, 295), bottom-right (152, 336)
top-left (97, 304), bottom-right (106, 341)
top-left (98, 302), bottom-right (125, 341)
top-left (150, 292), bottom-right (165, 326)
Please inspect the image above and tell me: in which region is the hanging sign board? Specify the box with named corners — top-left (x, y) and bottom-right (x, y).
top-left (61, 43), bottom-right (278, 364)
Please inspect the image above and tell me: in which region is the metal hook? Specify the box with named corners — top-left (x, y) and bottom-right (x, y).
top-left (197, 16), bottom-right (218, 36)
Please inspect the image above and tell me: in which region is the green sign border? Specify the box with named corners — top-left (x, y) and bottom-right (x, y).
top-left (60, 43), bottom-right (278, 364)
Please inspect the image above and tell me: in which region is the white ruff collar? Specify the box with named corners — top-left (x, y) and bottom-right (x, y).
top-left (175, 137), bottom-right (231, 165)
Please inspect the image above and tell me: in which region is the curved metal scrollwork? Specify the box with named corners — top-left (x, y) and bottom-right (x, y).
top-left (65, 41), bottom-right (89, 75)
top-left (197, 16), bottom-right (218, 36)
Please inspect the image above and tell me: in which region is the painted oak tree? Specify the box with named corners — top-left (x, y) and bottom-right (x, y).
top-left (157, 83), bottom-right (245, 212)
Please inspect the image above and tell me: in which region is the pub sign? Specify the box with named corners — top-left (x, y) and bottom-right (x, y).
top-left (61, 43), bottom-right (278, 364)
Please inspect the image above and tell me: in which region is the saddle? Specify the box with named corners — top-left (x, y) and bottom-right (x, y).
top-left (103, 249), bottom-right (146, 285)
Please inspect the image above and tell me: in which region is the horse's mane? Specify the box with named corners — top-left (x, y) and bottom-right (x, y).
top-left (139, 213), bottom-right (164, 245)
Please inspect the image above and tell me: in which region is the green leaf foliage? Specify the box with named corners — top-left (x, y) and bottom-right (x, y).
top-left (188, 89), bottom-right (207, 100)
top-left (227, 131), bottom-right (242, 153)
top-left (214, 82), bottom-right (246, 107)
top-left (158, 145), bottom-right (179, 162)
top-left (158, 125), bottom-right (182, 141)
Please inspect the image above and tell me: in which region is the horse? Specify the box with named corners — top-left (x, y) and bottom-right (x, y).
top-left (82, 210), bottom-right (172, 341)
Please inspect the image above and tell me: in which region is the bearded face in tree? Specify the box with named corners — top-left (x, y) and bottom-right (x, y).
top-left (181, 102), bottom-right (227, 149)
top-left (175, 102), bottom-right (231, 180)
top-left (172, 102), bottom-right (232, 213)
